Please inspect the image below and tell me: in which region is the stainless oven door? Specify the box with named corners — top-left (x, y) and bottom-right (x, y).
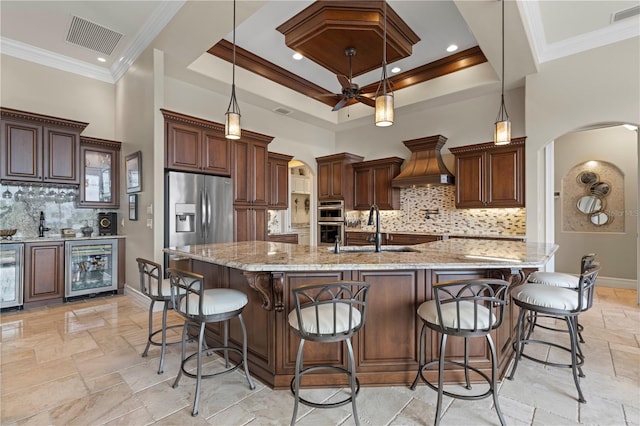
top-left (318, 222), bottom-right (344, 245)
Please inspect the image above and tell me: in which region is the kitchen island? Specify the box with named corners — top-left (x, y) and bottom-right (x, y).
top-left (164, 239), bottom-right (557, 389)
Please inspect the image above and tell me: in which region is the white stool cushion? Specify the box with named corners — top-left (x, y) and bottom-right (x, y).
top-left (417, 300), bottom-right (495, 330)
top-left (288, 303), bottom-right (361, 335)
top-left (528, 271), bottom-right (579, 288)
top-left (512, 284), bottom-right (586, 311)
top-left (179, 288), bottom-right (248, 316)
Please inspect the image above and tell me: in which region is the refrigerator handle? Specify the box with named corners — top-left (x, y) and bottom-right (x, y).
top-left (205, 188), bottom-right (212, 240)
top-left (200, 189), bottom-right (206, 240)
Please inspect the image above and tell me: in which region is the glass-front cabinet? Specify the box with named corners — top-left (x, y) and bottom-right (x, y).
top-left (65, 239), bottom-right (118, 299)
top-left (78, 137), bottom-right (121, 208)
top-left (0, 243), bottom-right (24, 308)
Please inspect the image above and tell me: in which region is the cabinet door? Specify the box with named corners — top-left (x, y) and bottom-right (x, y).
top-left (24, 242), bottom-right (64, 303)
top-left (486, 145), bottom-right (525, 207)
top-left (455, 151), bottom-right (484, 208)
top-left (233, 206), bottom-right (267, 241)
top-left (233, 140), bottom-right (251, 204)
top-left (372, 164), bottom-right (400, 210)
top-left (78, 141), bottom-right (120, 208)
top-left (202, 130), bottom-right (231, 176)
top-left (387, 234), bottom-right (440, 245)
top-left (1, 119), bottom-right (42, 182)
top-left (268, 155), bottom-right (291, 209)
top-left (353, 167), bottom-right (372, 210)
top-left (251, 143), bottom-right (269, 205)
top-left (317, 161), bottom-right (332, 199)
top-left (43, 126), bottom-right (80, 184)
top-left (166, 121), bottom-right (202, 172)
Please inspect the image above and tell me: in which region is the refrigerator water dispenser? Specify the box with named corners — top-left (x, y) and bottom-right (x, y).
top-left (175, 203), bottom-right (196, 232)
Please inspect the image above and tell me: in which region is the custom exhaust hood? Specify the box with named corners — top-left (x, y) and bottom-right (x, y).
top-left (391, 135), bottom-right (455, 187)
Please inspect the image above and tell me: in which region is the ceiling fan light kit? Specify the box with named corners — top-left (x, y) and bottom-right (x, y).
top-left (494, 0), bottom-right (511, 145)
top-left (225, 0), bottom-right (241, 140)
top-left (375, 0), bottom-right (394, 127)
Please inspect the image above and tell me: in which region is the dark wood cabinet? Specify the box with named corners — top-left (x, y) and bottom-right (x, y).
top-left (353, 157), bottom-right (403, 210)
top-left (234, 205), bottom-right (268, 242)
top-left (316, 153), bottom-right (363, 209)
top-left (387, 233), bottom-right (441, 245)
top-left (267, 233), bottom-right (299, 244)
top-left (24, 241), bottom-right (64, 304)
top-left (1, 108), bottom-right (88, 184)
top-left (267, 152), bottom-right (293, 210)
top-left (78, 137), bottom-right (121, 208)
top-left (162, 109), bottom-right (231, 176)
top-left (345, 231), bottom-right (381, 246)
top-left (450, 137), bottom-right (526, 208)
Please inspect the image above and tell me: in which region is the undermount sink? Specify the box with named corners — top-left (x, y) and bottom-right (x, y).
top-left (329, 245), bottom-right (420, 253)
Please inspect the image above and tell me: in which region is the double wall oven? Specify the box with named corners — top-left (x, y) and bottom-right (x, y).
top-left (318, 200), bottom-right (345, 245)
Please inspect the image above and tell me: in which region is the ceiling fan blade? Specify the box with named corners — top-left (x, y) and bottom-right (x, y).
top-left (356, 95), bottom-right (376, 108)
top-left (337, 75), bottom-right (351, 90)
top-left (332, 97), bottom-right (348, 112)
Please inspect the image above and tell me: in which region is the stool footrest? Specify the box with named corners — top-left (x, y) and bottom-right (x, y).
top-left (146, 324), bottom-right (183, 349)
top-left (512, 339), bottom-right (585, 370)
top-left (179, 346), bottom-right (244, 380)
top-left (413, 359), bottom-right (494, 401)
top-left (290, 365), bottom-right (360, 409)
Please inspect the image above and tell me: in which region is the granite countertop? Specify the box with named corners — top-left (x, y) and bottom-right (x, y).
top-left (345, 230), bottom-right (526, 240)
top-left (164, 239), bottom-right (557, 272)
top-left (0, 235), bottom-right (125, 243)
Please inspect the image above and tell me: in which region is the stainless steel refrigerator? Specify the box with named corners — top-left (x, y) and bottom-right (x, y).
top-left (165, 171), bottom-right (233, 269)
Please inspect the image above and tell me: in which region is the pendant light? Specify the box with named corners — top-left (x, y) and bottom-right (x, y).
top-left (225, 0), bottom-right (241, 140)
top-left (494, 0), bottom-right (511, 145)
top-left (375, 1), bottom-right (393, 127)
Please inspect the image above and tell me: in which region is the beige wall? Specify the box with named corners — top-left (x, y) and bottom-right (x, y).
top-left (554, 126), bottom-right (638, 283)
top-left (0, 55), bottom-right (116, 139)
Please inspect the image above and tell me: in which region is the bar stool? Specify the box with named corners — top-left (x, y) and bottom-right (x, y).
top-left (525, 253), bottom-right (596, 344)
top-left (288, 281), bottom-right (370, 426)
top-left (136, 258), bottom-right (183, 374)
top-left (508, 259), bottom-right (600, 403)
top-left (167, 268), bottom-right (255, 416)
top-left (410, 279), bottom-right (509, 426)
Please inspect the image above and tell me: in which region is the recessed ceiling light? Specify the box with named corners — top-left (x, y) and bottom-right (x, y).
top-left (292, 52), bottom-right (303, 60)
top-left (623, 124), bottom-right (638, 131)
top-left (97, 57), bottom-right (106, 63)
top-left (446, 44), bottom-right (458, 53)
top-left (391, 67), bottom-right (401, 73)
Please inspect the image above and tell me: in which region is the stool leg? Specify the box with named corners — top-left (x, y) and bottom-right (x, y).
top-left (223, 320), bottom-right (230, 368)
top-left (291, 339), bottom-right (306, 426)
top-left (571, 317), bottom-right (585, 359)
top-left (346, 338), bottom-right (360, 426)
top-left (238, 314), bottom-right (255, 390)
top-left (192, 321), bottom-right (206, 416)
top-left (410, 323), bottom-right (427, 390)
top-left (565, 316), bottom-right (586, 403)
top-left (172, 320), bottom-right (188, 389)
top-left (463, 337), bottom-right (471, 389)
top-left (507, 307), bottom-right (527, 380)
top-left (158, 301), bottom-right (169, 374)
top-left (487, 334), bottom-right (506, 426)
top-left (434, 332), bottom-right (447, 426)
top-left (142, 300), bottom-right (155, 357)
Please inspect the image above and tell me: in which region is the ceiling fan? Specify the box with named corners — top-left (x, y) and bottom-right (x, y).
top-left (329, 48), bottom-right (376, 112)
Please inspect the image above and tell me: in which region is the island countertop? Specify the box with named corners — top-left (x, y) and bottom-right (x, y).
top-left (164, 239), bottom-right (557, 272)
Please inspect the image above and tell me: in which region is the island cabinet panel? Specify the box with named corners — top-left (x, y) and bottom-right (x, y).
top-left (450, 137), bottom-right (525, 208)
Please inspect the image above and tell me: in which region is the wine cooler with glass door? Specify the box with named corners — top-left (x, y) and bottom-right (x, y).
top-left (65, 239), bottom-right (118, 299)
top-left (0, 243), bottom-right (24, 309)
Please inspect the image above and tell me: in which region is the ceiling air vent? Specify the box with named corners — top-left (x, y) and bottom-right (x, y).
top-left (66, 16), bottom-right (123, 55)
top-left (612, 5), bottom-right (640, 23)
top-left (273, 107), bottom-right (293, 116)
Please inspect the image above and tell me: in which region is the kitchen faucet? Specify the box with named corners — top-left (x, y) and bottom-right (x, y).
top-left (367, 204), bottom-right (382, 252)
top-left (38, 211), bottom-right (50, 237)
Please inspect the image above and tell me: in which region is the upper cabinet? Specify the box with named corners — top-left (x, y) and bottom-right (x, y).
top-left (162, 109), bottom-right (231, 176)
top-left (316, 152), bottom-right (364, 209)
top-left (0, 108), bottom-right (88, 185)
top-left (449, 137), bottom-right (526, 208)
top-left (268, 152), bottom-right (293, 210)
top-left (353, 157), bottom-right (403, 210)
top-left (78, 137), bottom-right (121, 209)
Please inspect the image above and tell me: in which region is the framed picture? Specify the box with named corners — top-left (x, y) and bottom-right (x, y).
top-left (125, 151), bottom-right (142, 193)
top-left (129, 194), bottom-right (138, 220)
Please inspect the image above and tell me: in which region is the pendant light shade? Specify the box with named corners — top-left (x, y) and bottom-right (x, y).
top-left (494, 0), bottom-right (510, 145)
top-left (375, 1), bottom-right (394, 127)
top-left (225, 0), bottom-right (241, 140)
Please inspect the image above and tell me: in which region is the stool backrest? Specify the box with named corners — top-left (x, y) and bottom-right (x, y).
top-left (580, 253), bottom-right (597, 274)
top-left (167, 268), bottom-right (205, 320)
top-left (577, 259), bottom-right (600, 312)
top-left (136, 258), bottom-right (163, 300)
top-left (291, 281), bottom-right (370, 342)
top-left (432, 279), bottom-right (509, 336)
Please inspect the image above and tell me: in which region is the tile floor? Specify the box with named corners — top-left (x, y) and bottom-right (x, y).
top-left (1, 287), bottom-right (638, 425)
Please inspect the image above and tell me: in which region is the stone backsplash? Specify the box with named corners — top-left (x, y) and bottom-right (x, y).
top-left (0, 183), bottom-right (119, 239)
top-left (347, 186), bottom-right (526, 235)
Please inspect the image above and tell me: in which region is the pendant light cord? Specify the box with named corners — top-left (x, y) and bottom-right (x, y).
top-left (501, 0), bottom-right (505, 113)
top-left (232, 0), bottom-right (236, 87)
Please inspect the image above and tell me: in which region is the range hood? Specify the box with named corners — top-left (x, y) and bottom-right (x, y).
top-left (391, 135), bottom-right (455, 187)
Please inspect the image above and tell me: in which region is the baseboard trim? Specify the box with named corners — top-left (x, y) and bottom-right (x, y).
top-left (596, 276), bottom-right (637, 290)
top-left (124, 284), bottom-right (165, 311)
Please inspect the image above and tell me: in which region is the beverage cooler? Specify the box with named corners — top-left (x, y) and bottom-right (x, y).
top-left (0, 243), bottom-right (24, 309)
top-left (65, 239), bottom-right (118, 299)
